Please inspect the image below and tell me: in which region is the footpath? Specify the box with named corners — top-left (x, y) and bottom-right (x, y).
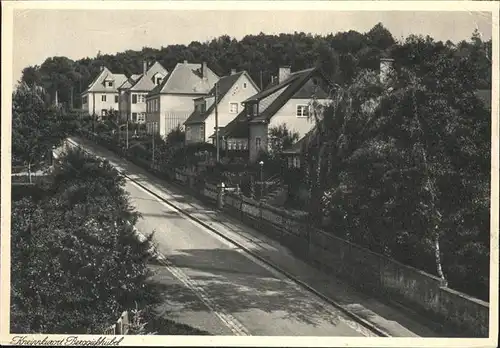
top-left (71, 136), bottom-right (444, 338)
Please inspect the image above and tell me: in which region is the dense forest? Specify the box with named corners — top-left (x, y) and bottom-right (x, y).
top-left (20, 23), bottom-right (491, 109)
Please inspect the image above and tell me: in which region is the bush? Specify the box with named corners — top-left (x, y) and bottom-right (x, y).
top-left (11, 148), bottom-right (154, 334)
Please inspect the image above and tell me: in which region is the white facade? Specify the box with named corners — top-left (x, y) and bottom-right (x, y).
top-left (204, 74), bottom-right (259, 142)
top-left (81, 91), bottom-right (120, 117)
top-left (146, 94), bottom-right (197, 136)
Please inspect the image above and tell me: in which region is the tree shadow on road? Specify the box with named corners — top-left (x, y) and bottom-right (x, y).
top-left (144, 247), bottom-right (355, 333)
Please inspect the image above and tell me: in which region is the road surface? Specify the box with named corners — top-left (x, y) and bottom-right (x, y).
top-left (69, 137), bottom-right (440, 337)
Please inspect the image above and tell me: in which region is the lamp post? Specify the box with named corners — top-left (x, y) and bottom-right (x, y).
top-left (259, 160), bottom-right (264, 199)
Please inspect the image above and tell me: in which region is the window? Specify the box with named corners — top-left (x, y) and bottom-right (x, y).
top-left (229, 102), bottom-right (239, 114)
top-left (132, 112), bottom-right (138, 122)
top-left (139, 94), bottom-right (145, 103)
top-left (195, 102), bottom-right (206, 113)
top-left (101, 95), bottom-right (107, 102)
top-left (101, 109), bottom-right (107, 117)
top-left (156, 77), bottom-right (162, 85)
top-left (243, 82), bottom-right (247, 89)
top-left (296, 104), bottom-right (310, 117)
top-left (82, 96), bottom-right (88, 104)
top-left (132, 94), bottom-right (137, 104)
top-left (107, 81), bottom-right (113, 87)
top-left (115, 95), bottom-right (119, 103)
top-left (255, 137), bottom-right (261, 149)
top-left (246, 103), bottom-right (258, 117)
top-left (138, 113), bottom-right (146, 123)
top-left (200, 124), bottom-right (205, 140)
top-left (294, 157), bottom-right (300, 168)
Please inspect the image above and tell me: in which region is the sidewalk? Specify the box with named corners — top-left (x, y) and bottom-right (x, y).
top-left (142, 182), bottom-right (441, 337)
top-left (71, 136), bottom-right (443, 337)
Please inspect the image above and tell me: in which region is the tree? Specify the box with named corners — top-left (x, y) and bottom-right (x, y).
top-left (268, 123), bottom-right (300, 156)
top-left (304, 53), bottom-right (490, 298)
top-left (11, 148), bottom-right (153, 333)
top-left (11, 83), bottom-right (69, 182)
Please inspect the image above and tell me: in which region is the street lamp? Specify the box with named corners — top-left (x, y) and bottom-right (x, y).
top-left (259, 160), bottom-right (264, 199)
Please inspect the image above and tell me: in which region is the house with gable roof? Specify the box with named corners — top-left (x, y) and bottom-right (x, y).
top-left (183, 69), bottom-right (260, 145)
top-left (218, 66), bottom-right (334, 162)
top-left (118, 61), bottom-right (168, 124)
top-left (146, 60), bottom-right (220, 136)
top-left (81, 66), bottom-right (128, 118)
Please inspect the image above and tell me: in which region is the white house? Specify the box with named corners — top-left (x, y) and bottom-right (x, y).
top-left (118, 61), bottom-right (168, 124)
top-left (219, 66), bottom-right (333, 162)
top-left (81, 66), bottom-right (128, 118)
top-left (183, 69), bottom-right (260, 145)
top-left (146, 61), bottom-right (220, 137)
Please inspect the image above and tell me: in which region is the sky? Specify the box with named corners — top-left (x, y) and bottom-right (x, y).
top-left (11, 8), bottom-right (493, 85)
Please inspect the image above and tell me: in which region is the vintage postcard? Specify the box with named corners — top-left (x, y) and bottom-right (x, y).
top-left (1, 1), bottom-right (498, 347)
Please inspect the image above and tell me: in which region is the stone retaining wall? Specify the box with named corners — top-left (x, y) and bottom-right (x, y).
top-left (83, 137), bottom-right (490, 337)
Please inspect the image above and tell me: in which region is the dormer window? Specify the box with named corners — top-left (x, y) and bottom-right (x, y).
top-left (107, 81), bottom-right (113, 87)
top-left (246, 102), bottom-right (258, 118)
top-left (196, 102), bottom-right (206, 113)
top-left (156, 77), bottom-right (163, 85)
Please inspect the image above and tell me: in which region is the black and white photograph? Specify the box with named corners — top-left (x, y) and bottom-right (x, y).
top-left (1, 1), bottom-right (498, 347)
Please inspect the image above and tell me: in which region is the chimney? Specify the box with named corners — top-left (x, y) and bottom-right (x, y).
top-left (202, 61), bottom-right (207, 78)
top-left (143, 60), bottom-right (148, 75)
top-left (278, 66), bottom-right (291, 83)
top-left (379, 58), bottom-right (394, 84)
top-left (231, 69), bottom-right (237, 75)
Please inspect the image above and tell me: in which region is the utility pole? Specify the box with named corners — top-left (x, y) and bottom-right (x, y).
top-left (92, 92), bottom-right (96, 133)
top-left (215, 81), bottom-right (220, 163)
top-left (152, 122), bottom-right (156, 168)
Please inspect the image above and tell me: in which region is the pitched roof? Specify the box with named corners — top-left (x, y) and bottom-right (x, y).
top-left (249, 68), bottom-right (331, 123)
top-left (129, 74), bottom-right (156, 91)
top-left (220, 67), bottom-right (333, 138)
top-left (146, 61), bottom-right (168, 77)
top-left (184, 71), bottom-right (251, 125)
top-left (111, 74), bottom-right (127, 87)
top-left (83, 67), bottom-right (128, 94)
top-left (218, 109), bottom-right (250, 138)
top-left (149, 62), bottom-right (219, 96)
top-left (118, 77), bottom-right (135, 90)
top-left (124, 62), bottom-right (169, 92)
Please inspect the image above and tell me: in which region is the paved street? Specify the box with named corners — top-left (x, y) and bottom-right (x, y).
top-left (69, 137), bottom-right (441, 337)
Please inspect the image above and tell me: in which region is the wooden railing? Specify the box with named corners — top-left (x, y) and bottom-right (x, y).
top-left (103, 311), bottom-right (129, 335)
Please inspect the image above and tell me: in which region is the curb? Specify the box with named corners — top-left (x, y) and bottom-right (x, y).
top-left (69, 137), bottom-right (391, 337)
